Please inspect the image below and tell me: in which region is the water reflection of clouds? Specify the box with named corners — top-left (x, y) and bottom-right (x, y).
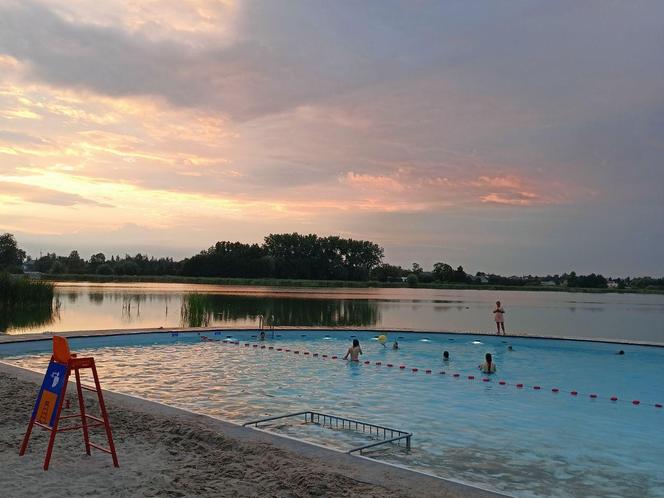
top-left (4, 285), bottom-right (664, 342)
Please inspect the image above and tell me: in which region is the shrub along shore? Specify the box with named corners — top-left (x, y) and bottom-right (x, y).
top-left (41, 273), bottom-right (664, 295)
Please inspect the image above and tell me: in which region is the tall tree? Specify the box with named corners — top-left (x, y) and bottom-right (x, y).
top-left (0, 233), bottom-right (26, 271)
top-left (432, 262), bottom-right (454, 282)
top-left (67, 250), bottom-right (86, 274)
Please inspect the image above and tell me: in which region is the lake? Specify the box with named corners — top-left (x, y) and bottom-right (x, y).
top-left (2, 282), bottom-right (663, 344)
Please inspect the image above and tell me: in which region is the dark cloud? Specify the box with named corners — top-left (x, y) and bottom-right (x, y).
top-left (0, 1), bottom-right (394, 121)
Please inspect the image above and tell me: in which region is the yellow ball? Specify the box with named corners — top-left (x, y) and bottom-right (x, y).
top-left (378, 335), bottom-right (387, 344)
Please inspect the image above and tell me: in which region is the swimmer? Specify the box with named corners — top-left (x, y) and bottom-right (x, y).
top-left (343, 339), bottom-right (363, 362)
top-left (259, 330), bottom-right (266, 341)
top-left (616, 350), bottom-right (625, 355)
top-left (507, 345), bottom-right (513, 351)
top-left (442, 351), bottom-right (450, 361)
top-left (493, 301), bottom-right (506, 335)
top-left (479, 353), bottom-right (497, 374)
top-left (392, 340), bottom-right (399, 350)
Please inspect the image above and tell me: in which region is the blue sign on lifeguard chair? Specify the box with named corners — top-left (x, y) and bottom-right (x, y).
top-left (32, 360), bottom-right (68, 427)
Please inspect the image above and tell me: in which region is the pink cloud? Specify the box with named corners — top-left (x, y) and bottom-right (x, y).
top-left (481, 192), bottom-right (538, 206)
top-left (472, 175), bottom-right (528, 190)
top-left (338, 168), bottom-right (561, 211)
top-left (342, 172), bottom-right (406, 193)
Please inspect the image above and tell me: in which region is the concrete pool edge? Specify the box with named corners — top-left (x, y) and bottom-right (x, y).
top-left (1, 325), bottom-right (663, 348)
top-left (0, 361), bottom-right (507, 498)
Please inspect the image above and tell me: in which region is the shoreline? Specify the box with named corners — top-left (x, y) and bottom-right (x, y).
top-left (38, 274), bottom-right (664, 295)
top-left (2, 326), bottom-right (663, 348)
top-left (0, 361), bottom-right (503, 498)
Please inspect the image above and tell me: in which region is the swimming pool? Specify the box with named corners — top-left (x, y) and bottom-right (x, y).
top-left (2, 330), bottom-right (663, 497)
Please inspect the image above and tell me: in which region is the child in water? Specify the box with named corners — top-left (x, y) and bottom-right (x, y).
top-left (479, 353), bottom-right (497, 374)
top-left (392, 341), bottom-right (399, 350)
top-left (343, 339), bottom-right (363, 362)
top-left (493, 301), bottom-right (506, 335)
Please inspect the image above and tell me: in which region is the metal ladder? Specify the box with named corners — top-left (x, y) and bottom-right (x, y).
top-left (243, 411), bottom-right (412, 454)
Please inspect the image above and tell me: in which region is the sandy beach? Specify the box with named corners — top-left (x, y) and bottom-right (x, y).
top-left (0, 363), bottom-right (500, 498)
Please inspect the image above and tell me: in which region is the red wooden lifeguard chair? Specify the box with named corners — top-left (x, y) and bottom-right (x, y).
top-left (19, 336), bottom-right (119, 470)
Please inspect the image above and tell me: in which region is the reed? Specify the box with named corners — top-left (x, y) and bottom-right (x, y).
top-left (0, 273), bottom-right (54, 308)
top-left (180, 293), bottom-right (212, 327)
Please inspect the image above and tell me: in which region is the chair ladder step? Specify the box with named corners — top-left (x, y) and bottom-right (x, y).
top-left (56, 422), bottom-right (106, 432)
top-left (89, 442), bottom-right (113, 454)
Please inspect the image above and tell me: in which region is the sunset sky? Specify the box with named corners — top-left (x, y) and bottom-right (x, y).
top-left (0, 1), bottom-right (662, 275)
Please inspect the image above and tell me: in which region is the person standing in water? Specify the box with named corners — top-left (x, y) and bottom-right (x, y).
top-left (493, 300), bottom-right (506, 335)
top-left (479, 353), bottom-right (497, 374)
top-left (343, 339), bottom-right (363, 362)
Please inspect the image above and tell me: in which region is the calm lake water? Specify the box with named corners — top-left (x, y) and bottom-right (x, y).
top-left (3, 283), bottom-right (664, 344)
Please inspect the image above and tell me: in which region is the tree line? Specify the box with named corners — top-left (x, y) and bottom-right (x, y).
top-left (2, 232), bottom-right (383, 281)
top-left (1, 232), bottom-right (662, 289)
top-left (182, 234), bottom-right (383, 280)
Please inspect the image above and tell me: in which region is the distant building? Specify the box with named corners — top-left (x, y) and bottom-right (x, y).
top-left (607, 281), bottom-right (619, 288)
top-left (540, 280), bottom-right (557, 286)
top-left (474, 273), bottom-right (489, 284)
top-left (21, 260), bottom-right (36, 272)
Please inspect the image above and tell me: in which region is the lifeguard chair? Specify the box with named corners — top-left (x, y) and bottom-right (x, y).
top-left (19, 336), bottom-right (119, 470)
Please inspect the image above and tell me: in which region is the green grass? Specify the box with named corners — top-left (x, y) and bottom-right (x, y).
top-left (43, 273), bottom-right (381, 288)
top-left (41, 273), bottom-right (664, 294)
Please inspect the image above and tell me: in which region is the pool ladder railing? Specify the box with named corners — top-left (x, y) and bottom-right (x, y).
top-left (243, 411), bottom-right (412, 454)
top-left (257, 314), bottom-right (275, 337)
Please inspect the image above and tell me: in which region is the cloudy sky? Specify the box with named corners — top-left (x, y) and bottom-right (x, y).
top-left (0, 0), bottom-right (662, 276)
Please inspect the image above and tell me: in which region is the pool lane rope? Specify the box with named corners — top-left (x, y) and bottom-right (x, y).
top-left (199, 336), bottom-right (664, 409)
